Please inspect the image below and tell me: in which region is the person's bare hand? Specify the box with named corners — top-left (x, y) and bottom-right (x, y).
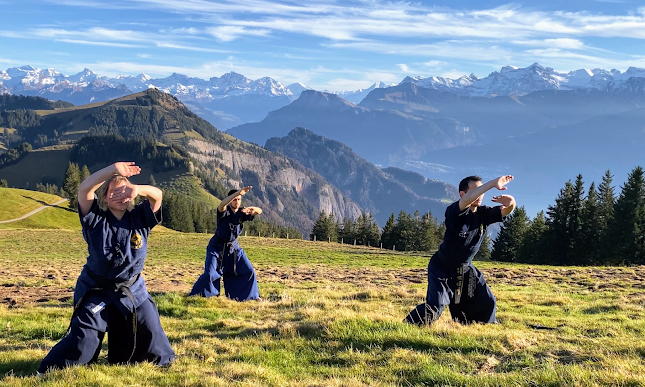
top-left (241, 207), bottom-right (253, 215)
top-left (111, 183), bottom-right (138, 203)
top-left (495, 175), bottom-right (514, 190)
top-left (492, 195), bottom-right (515, 208)
top-left (239, 186), bottom-right (252, 196)
top-left (114, 162), bottom-right (141, 178)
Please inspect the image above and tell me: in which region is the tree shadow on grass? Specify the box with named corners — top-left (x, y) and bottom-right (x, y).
top-left (20, 195), bottom-right (75, 213)
top-left (20, 195), bottom-right (49, 207)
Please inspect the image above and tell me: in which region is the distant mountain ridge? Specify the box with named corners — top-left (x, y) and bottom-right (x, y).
top-left (0, 65), bottom-right (389, 129)
top-left (4, 62), bottom-right (645, 129)
top-left (401, 62), bottom-right (645, 97)
top-left (228, 89), bottom-right (480, 164)
top-left (265, 127), bottom-right (458, 226)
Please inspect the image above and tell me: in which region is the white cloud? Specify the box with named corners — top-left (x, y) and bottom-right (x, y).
top-left (512, 38), bottom-right (586, 50)
top-left (206, 26), bottom-right (270, 42)
top-left (423, 60), bottom-right (446, 67)
top-left (57, 39), bottom-right (143, 48)
top-left (398, 64), bottom-right (410, 72)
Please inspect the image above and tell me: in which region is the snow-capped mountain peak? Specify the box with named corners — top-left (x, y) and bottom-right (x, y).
top-left (402, 63), bottom-right (645, 97)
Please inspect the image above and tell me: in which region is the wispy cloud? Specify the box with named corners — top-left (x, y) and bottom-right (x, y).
top-left (512, 38), bottom-right (586, 50)
top-left (206, 26), bottom-right (270, 42)
top-left (57, 39), bottom-right (143, 48)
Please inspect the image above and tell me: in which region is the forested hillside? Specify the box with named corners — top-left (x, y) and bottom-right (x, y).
top-left (0, 91), bottom-right (364, 234)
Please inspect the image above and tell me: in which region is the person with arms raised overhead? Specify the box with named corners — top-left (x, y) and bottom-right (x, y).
top-left (189, 186), bottom-right (262, 301)
top-left (405, 175), bottom-right (516, 326)
top-left (38, 162), bottom-right (175, 373)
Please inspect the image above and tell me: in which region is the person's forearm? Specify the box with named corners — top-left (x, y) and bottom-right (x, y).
top-left (136, 185), bottom-right (163, 213)
top-left (501, 198), bottom-right (516, 217)
top-left (459, 179), bottom-right (496, 209)
top-left (218, 188), bottom-right (246, 211)
top-left (78, 164), bottom-right (117, 199)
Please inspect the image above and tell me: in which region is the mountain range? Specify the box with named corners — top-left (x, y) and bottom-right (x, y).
top-left (0, 90), bottom-right (457, 233)
top-left (4, 63), bottom-right (645, 130)
top-left (265, 127), bottom-right (457, 226)
top-left (227, 78), bottom-right (645, 217)
top-left (5, 62), bottom-right (645, 217)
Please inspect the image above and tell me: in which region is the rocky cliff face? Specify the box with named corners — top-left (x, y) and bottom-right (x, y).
top-left (186, 138), bottom-right (363, 231)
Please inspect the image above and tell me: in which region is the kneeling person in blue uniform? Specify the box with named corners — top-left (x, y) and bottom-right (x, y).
top-left (39, 162), bottom-right (175, 373)
top-left (190, 186), bottom-right (262, 301)
top-left (405, 175), bottom-right (516, 326)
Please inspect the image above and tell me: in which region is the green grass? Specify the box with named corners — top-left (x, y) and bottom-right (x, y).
top-left (0, 188), bottom-right (67, 222)
top-left (160, 174), bottom-right (221, 208)
top-left (0, 229), bottom-right (644, 386)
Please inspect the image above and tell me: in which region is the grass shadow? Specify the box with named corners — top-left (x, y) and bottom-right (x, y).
top-left (0, 359), bottom-right (40, 378)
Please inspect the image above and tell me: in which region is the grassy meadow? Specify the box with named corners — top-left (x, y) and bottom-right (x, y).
top-left (0, 190), bottom-right (644, 386)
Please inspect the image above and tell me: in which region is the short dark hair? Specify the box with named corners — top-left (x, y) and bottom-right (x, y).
top-left (227, 189), bottom-right (238, 196)
top-left (459, 175), bottom-right (482, 193)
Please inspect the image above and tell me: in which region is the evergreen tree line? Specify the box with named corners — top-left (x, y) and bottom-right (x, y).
top-left (0, 109), bottom-right (42, 129)
top-left (310, 209), bottom-right (446, 251)
top-left (0, 94), bottom-right (72, 111)
top-left (492, 167), bottom-right (645, 265)
top-left (162, 191), bottom-right (300, 238)
top-left (0, 142), bottom-right (32, 168)
top-left (44, 162), bottom-right (91, 211)
top-left (71, 135), bottom-right (191, 173)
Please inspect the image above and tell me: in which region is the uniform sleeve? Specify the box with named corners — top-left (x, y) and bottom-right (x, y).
top-left (79, 199), bottom-right (103, 227)
top-left (134, 199), bottom-right (162, 229)
top-left (444, 201), bottom-right (469, 231)
top-left (483, 205), bottom-right (504, 226)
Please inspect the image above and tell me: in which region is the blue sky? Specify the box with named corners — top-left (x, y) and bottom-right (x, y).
top-left (2, 0), bottom-right (645, 90)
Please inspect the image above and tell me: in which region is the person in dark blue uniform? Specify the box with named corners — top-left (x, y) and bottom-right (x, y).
top-left (405, 175), bottom-right (516, 326)
top-left (189, 186), bottom-right (262, 301)
top-left (38, 162), bottom-right (175, 373)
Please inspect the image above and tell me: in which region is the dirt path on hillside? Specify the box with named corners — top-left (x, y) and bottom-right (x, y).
top-left (1, 264), bottom-right (644, 307)
top-left (0, 198), bottom-right (68, 223)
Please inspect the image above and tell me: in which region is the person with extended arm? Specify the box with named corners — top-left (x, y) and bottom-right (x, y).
top-left (38, 162), bottom-right (175, 373)
top-left (405, 175), bottom-right (515, 326)
top-left (190, 186), bottom-right (262, 301)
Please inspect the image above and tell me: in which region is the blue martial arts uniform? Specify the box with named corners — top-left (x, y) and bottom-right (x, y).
top-left (38, 199), bottom-right (175, 373)
top-left (189, 205), bottom-right (259, 301)
top-left (405, 201), bottom-right (504, 326)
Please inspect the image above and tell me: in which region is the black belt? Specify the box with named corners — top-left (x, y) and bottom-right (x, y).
top-left (68, 269), bottom-right (139, 362)
top-left (432, 251), bottom-right (473, 305)
top-left (214, 237), bottom-right (238, 275)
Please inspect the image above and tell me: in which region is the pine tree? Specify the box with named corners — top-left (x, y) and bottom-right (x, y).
top-left (149, 174), bottom-right (157, 187)
top-left (611, 166), bottom-right (645, 264)
top-left (474, 232), bottom-right (492, 261)
top-left (597, 170), bottom-right (616, 258)
top-left (491, 206), bottom-right (529, 262)
top-left (395, 211), bottom-right (414, 251)
top-left (518, 211), bottom-right (548, 264)
top-left (167, 194), bottom-right (194, 233)
top-left (545, 177), bottom-right (584, 265)
top-left (576, 182), bottom-right (602, 265)
top-left (80, 165), bottom-right (91, 184)
top-left (0, 179), bottom-right (7, 188)
top-left (419, 211), bottom-right (441, 252)
top-left (310, 210), bottom-right (328, 241)
top-left (63, 162), bottom-right (81, 212)
top-left (380, 213), bottom-right (397, 249)
top-left (339, 217), bottom-right (355, 244)
top-left (324, 212), bottom-right (340, 242)
top-left (355, 213), bottom-right (368, 245)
